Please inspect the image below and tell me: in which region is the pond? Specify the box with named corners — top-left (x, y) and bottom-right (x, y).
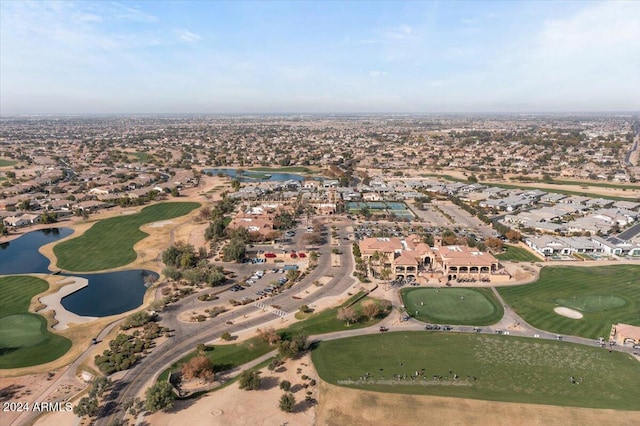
top-left (61, 269), bottom-right (158, 317)
top-left (203, 168), bottom-right (305, 182)
top-left (0, 228), bottom-right (153, 317)
top-left (0, 227), bottom-right (73, 275)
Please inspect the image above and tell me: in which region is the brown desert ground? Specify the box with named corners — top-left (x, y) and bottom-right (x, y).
top-left (316, 381), bottom-right (640, 426)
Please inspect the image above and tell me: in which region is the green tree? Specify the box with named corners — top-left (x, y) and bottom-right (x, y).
top-left (223, 238), bottom-right (246, 262)
top-left (238, 370), bottom-right (261, 390)
top-left (144, 381), bottom-right (175, 413)
top-left (279, 392), bottom-right (296, 412)
top-left (73, 396), bottom-right (99, 417)
top-left (279, 380), bottom-right (291, 391)
top-left (204, 217), bottom-right (226, 241)
top-left (277, 332), bottom-right (308, 359)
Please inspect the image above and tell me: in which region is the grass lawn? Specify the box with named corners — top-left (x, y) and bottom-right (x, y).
top-left (0, 276), bottom-right (71, 369)
top-left (401, 288), bottom-right (503, 325)
top-left (498, 265), bottom-right (640, 339)
top-left (54, 202), bottom-right (200, 272)
top-left (287, 293), bottom-right (391, 335)
top-left (159, 293), bottom-right (391, 382)
top-left (311, 332), bottom-right (640, 410)
top-left (159, 336), bottom-right (273, 382)
top-left (0, 158), bottom-right (17, 167)
top-left (495, 245), bottom-right (541, 262)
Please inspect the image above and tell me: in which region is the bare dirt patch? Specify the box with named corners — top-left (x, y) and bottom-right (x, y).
top-left (317, 381), bottom-right (639, 426)
top-left (554, 307), bottom-right (584, 319)
top-left (144, 353), bottom-right (317, 426)
top-left (0, 368), bottom-right (82, 426)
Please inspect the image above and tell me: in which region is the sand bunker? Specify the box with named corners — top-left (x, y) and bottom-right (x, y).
top-left (39, 277), bottom-right (98, 329)
top-left (554, 307), bottom-right (583, 319)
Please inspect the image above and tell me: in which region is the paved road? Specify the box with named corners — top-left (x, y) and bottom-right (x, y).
top-left (11, 317), bottom-right (126, 426)
top-left (95, 220), bottom-right (356, 426)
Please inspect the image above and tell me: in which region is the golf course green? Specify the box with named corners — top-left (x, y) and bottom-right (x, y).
top-left (54, 202), bottom-right (200, 272)
top-left (311, 332), bottom-right (640, 410)
top-left (401, 287), bottom-right (503, 325)
top-left (0, 276), bottom-right (71, 369)
top-left (498, 265), bottom-right (640, 339)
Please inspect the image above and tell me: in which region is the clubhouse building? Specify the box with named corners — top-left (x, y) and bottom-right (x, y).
top-left (358, 235), bottom-right (508, 284)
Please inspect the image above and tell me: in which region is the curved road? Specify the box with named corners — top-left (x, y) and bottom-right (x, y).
top-left (95, 222), bottom-right (356, 425)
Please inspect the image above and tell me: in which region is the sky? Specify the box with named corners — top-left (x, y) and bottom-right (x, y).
top-left (1, 0), bottom-right (639, 114)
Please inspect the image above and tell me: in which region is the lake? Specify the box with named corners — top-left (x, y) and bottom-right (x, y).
top-left (0, 228), bottom-right (152, 317)
top-left (203, 168), bottom-right (305, 182)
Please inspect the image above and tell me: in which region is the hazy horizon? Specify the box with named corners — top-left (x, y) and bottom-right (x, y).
top-left (1, 1), bottom-right (639, 115)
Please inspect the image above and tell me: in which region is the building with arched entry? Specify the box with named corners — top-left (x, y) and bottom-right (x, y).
top-left (358, 234), bottom-right (503, 283)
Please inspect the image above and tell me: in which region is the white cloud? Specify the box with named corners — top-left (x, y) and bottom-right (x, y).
top-left (175, 29), bottom-right (201, 43)
top-left (381, 24), bottom-right (414, 40)
top-left (487, 1), bottom-right (640, 110)
top-left (369, 70), bottom-right (388, 77)
top-left (113, 4), bottom-right (158, 23)
top-left (74, 13), bottom-right (102, 23)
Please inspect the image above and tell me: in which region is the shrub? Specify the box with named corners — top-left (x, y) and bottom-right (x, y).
top-left (279, 392), bottom-right (295, 412)
top-left (279, 380), bottom-right (291, 391)
top-left (238, 370), bottom-right (261, 390)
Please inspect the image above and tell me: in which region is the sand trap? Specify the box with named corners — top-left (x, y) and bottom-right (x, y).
top-left (554, 307), bottom-right (583, 319)
top-left (121, 209), bottom-right (137, 215)
top-left (148, 220), bottom-right (174, 227)
top-left (39, 277), bottom-right (98, 330)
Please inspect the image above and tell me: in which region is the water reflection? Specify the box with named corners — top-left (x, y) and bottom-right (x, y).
top-left (0, 228), bottom-right (154, 317)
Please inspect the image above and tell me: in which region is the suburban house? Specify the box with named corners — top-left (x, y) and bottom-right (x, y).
top-left (526, 236), bottom-right (604, 257)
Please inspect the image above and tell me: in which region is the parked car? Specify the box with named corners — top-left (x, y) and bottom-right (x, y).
top-left (264, 252), bottom-right (276, 258)
top-left (298, 252), bottom-right (306, 258)
top-left (379, 326), bottom-right (389, 332)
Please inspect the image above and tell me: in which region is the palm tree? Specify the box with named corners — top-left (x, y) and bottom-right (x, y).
top-left (380, 267), bottom-right (392, 281)
top-left (369, 250), bottom-right (382, 277)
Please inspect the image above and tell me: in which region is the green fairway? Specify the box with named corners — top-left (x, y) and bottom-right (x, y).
top-left (54, 202), bottom-right (200, 271)
top-left (0, 276), bottom-right (71, 369)
top-left (556, 295), bottom-right (626, 313)
top-left (312, 332), bottom-right (640, 410)
top-left (0, 158), bottom-right (17, 167)
top-left (401, 287), bottom-right (503, 325)
top-left (498, 265), bottom-right (640, 339)
top-left (495, 245), bottom-right (541, 262)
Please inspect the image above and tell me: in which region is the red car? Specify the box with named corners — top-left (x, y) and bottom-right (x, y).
top-left (264, 253), bottom-right (276, 258)
top-left (290, 252), bottom-right (298, 258)
top-left (298, 252), bottom-right (306, 258)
